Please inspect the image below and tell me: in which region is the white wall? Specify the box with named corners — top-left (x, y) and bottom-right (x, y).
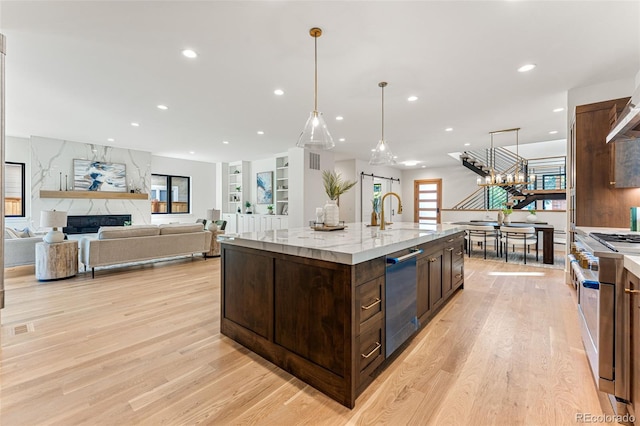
top-left (151, 155), bottom-right (217, 225)
top-left (30, 136), bottom-right (153, 227)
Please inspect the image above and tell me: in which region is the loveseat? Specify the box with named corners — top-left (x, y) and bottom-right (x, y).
top-left (4, 227), bottom-right (43, 268)
top-left (79, 223), bottom-right (212, 277)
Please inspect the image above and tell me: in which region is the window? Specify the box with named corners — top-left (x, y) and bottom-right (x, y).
top-left (5, 162), bottom-right (26, 217)
top-left (150, 174), bottom-right (190, 214)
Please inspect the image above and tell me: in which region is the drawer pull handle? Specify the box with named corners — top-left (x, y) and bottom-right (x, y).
top-left (361, 298), bottom-right (381, 310)
top-left (361, 342), bottom-right (381, 359)
top-left (455, 274), bottom-right (463, 279)
top-left (446, 247), bottom-right (454, 252)
top-left (447, 238), bottom-right (454, 243)
top-left (456, 251), bottom-right (463, 256)
top-left (429, 258), bottom-right (437, 262)
top-left (625, 288), bottom-right (640, 294)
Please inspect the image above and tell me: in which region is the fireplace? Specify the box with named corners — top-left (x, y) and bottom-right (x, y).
top-left (64, 214), bottom-right (132, 234)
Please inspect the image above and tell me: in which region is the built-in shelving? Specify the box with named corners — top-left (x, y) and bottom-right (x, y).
top-left (224, 161), bottom-right (251, 214)
top-left (40, 190), bottom-right (149, 200)
top-left (276, 156), bottom-right (289, 215)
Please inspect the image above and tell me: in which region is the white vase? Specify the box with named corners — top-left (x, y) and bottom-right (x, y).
top-left (504, 215), bottom-right (511, 225)
top-left (526, 213), bottom-right (537, 223)
top-left (324, 200), bottom-right (340, 227)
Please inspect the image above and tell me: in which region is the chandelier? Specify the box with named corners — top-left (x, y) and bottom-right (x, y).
top-left (476, 127), bottom-right (536, 187)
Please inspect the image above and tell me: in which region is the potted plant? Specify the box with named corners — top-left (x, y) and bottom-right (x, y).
top-left (322, 170), bottom-right (357, 226)
top-left (502, 206), bottom-right (513, 224)
top-left (267, 204), bottom-right (274, 215)
top-left (245, 201), bottom-right (252, 214)
top-left (526, 207), bottom-right (537, 223)
top-left (235, 186), bottom-right (241, 192)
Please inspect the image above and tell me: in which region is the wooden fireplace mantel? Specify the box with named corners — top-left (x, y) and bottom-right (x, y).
top-left (39, 190), bottom-right (149, 200)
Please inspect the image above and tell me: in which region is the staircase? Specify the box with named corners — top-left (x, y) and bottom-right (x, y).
top-left (455, 148), bottom-right (566, 210)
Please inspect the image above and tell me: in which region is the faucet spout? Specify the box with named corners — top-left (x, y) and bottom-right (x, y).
top-left (379, 192), bottom-right (403, 230)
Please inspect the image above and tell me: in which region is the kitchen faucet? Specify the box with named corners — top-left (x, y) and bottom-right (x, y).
top-left (379, 192), bottom-right (403, 230)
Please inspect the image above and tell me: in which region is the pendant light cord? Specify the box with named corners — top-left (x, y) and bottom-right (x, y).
top-left (381, 84), bottom-right (385, 141)
top-left (314, 33), bottom-right (318, 113)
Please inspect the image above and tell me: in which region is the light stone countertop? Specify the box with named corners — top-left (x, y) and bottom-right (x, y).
top-left (219, 222), bottom-right (466, 265)
top-left (624, 255), bottom-right (640, 278)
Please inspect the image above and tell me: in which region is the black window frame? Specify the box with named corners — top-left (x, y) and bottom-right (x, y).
top-left (151, 173), bottom-right (191, 215)
top-left (5, 162), bottom-right (26, 218)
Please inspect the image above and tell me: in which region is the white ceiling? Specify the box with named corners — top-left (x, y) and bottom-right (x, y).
top-left (1, 1), bottom-right (639, 169)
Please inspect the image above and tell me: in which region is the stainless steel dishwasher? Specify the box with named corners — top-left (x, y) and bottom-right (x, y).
top-left (385, 247), bottom-right (422, 357)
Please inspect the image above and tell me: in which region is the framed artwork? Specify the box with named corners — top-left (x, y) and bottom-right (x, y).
top-left (256, 171), bottom-right (273, 204)
top-left (73, 159), bottom-right (126, 192)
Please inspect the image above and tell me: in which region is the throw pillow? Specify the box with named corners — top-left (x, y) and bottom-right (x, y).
top-left (5, 227), bottom-right (19, 239)
top-left (13, 227), bottom-right (30, 238)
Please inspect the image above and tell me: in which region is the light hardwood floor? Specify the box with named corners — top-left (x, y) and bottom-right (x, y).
top-left (1, 257), bottom-right (612, 425)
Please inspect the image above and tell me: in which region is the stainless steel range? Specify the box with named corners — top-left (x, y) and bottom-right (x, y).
top-left (572, 229), bottom-right (635, 418)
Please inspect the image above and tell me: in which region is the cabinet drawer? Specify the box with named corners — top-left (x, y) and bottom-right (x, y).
top-left (452, 261), bottom-right (464, 286)
top-left (356, 276), bottom-right (384, 332)
top-left (356, 318), bottom-right (384, 391)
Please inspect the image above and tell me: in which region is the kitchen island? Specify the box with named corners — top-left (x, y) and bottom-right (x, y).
top-left (219, 222), bottom-right (465, 408)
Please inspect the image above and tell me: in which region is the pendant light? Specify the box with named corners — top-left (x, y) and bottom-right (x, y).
top-left (297, 27), bottom-right (334, 150)
top-left (370, 82), bottom-right (395, 165)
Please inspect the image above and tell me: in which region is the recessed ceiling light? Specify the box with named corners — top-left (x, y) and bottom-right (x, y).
top-left (518, 64), bottom-right (536, 72)
top-left (553, 107), bottom-right (564, 113)
top-left (393, 156), bottom-right (398, 159)
top-left (182, 49), bottom-right (197, 59)
top-left (257, 131), bottom-right (264, 135)
top-left (107, 138), bottom-right (115, 142)
top-left (157, 104), bottom-right (168, 110)
top-left (464, 143), bottom-right (470, 146)
top-left (274, 89), bottom-right (284, 96)
top-left (407, 96), bottom-right (418, 102)
top-left (549, 130), bottom-right (558, 134)
top-left (222, 140), bottom-right (229, 144)
top-left (421, 165), bottom-right (426, 168)
top-left (339, 138), bottom-right (345, 142)
top-left (336, 116), bottom-right (344, 121)
top-left (371, 148), bottom-right (376, 152)
top-left (403, 161), bottom-right (419, 166)
top-left (445, 127), bottom-right (453, 132)
top-left (189, 151), bottom-right (195, 154)
top-left (131, 122), bottom-right (140, 127)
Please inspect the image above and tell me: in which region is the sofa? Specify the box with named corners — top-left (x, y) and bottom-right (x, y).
top-left (79, 223), bottom-right (212, 277)
top-left (4, 227), bottom-right (43, 268)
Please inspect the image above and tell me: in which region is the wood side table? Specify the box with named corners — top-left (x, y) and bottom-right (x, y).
top-left (36, 240), bottom-right (78, 281)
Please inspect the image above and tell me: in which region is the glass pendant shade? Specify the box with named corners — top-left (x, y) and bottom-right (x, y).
top-left (297, 111), bottom-right (334, 149)
top-left (369, 81), bottom-right (395, 165)
top-left (370, 139), bottom-right (394, 165)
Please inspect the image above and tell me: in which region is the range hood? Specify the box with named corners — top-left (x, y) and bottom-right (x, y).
top-left (607, 84), bottom-right (640, 143)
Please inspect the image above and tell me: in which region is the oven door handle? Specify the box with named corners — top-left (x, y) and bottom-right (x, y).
top-left (571, 262), bottom-right (600, 289)
top-left (582, 280), bottom-right (600, 290)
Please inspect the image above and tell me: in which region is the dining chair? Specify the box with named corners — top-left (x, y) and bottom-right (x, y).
top-left (499, 226), bottom-right (538, 264)
top-left (465, 225), bottom-right (499, 259)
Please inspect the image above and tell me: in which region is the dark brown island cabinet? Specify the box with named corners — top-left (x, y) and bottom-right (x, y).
top-left (219, 223), bottom-right (465, 408)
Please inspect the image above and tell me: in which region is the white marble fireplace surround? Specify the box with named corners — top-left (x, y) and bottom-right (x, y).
top-left (31, 136), bottom-right (152, 227)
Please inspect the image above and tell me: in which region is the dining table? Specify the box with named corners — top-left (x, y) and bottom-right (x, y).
top-left (454, 221), bottom-right (555, 265)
